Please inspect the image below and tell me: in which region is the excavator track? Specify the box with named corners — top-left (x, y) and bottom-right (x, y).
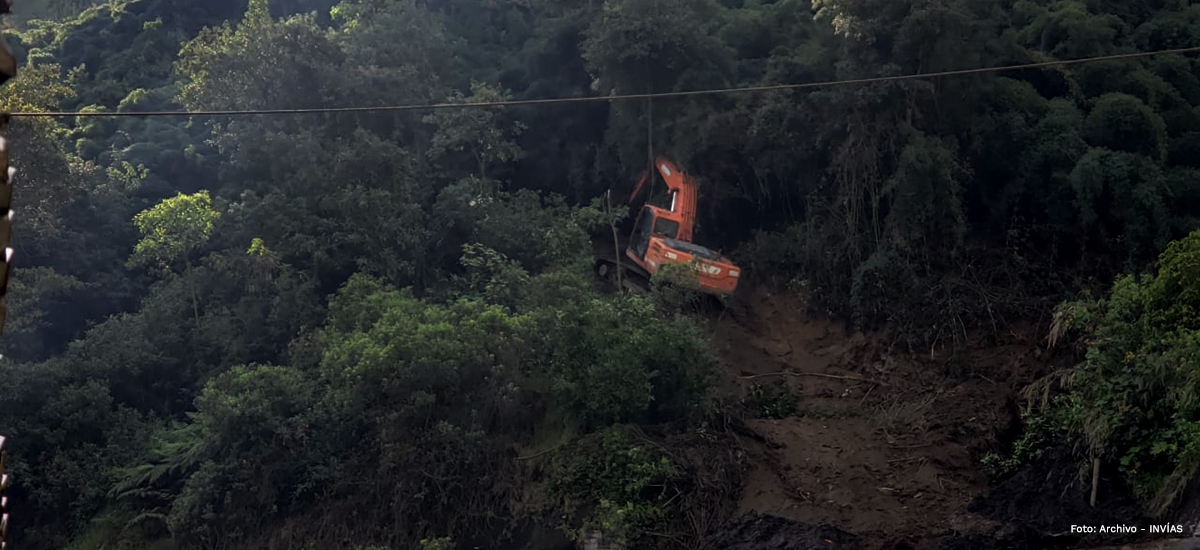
top-left (592, 231), bottom-right (741, 314)
top-left (592, 237), bottom-right (651, 294)
top-left (593, 256), bottom-right (651, 294)
top-left (593, 251), bottom-right (739, 321)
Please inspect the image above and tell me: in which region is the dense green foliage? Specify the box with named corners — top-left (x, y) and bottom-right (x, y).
top-left (1000, 230), bottom-right (1200, 516)
top-left (0, 0), bottom-right (1199, 547)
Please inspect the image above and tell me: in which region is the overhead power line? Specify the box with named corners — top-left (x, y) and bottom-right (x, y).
top-left (8, 46), bottom-right (1200, 118)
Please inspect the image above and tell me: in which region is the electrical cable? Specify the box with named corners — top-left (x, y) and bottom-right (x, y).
top-left (6, 45), bottom-right (1200, 118)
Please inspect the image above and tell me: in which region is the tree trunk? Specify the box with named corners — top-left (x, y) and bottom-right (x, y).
top-left (607, 189), bottom-right (624, 294)
top-left (188, 263), bottom-right (202, 342)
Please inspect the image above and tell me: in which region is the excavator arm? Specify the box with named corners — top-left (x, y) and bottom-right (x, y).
top-left (650, 157), bottom-right (696, 242)
top-left (626, 158), bottom-right (699, 240)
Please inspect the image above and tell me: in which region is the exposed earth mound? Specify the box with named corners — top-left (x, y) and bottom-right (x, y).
top-left (704, 512), bottom-right (863, 549)
top-left (969, 445), bottom-right (1151, 548)
top-left (700, 286), bottom-right (1198, 550)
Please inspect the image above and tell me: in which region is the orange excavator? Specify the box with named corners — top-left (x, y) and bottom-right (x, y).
top-left (593, 157), bottom-right (741, 296)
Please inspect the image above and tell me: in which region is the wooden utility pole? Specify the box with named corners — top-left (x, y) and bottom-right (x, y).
top-left (647, 97), bottom-right (653, 174)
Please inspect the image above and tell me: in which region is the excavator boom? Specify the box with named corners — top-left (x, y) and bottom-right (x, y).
top-left (649, 158), bottom-right (696, 242)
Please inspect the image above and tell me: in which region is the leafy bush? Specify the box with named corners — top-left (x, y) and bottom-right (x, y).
top-left (534, 293), bottom-right (714, 428)
top-left (1023, 230), bottom-right (1200, 515)
top-left (418, 537), bottom-right (454, 550)
top-left (850, 250), bottom-right (913, 332)
top-left (548, 427), bottom-right (678, 548)
top-left (981, 413), bottom-right (1064, 479)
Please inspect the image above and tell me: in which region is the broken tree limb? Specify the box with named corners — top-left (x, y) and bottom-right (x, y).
top-left (517, 442), bottom-right (567, 461)
top-left (889, 443), bottom-right (932, 449)
top-left (740, 371), bottom-right (886, 385)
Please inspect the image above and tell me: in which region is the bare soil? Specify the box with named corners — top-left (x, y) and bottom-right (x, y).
top-left (699, 284), bottom-right (1180, 550)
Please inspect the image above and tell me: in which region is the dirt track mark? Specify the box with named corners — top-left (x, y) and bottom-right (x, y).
top-left (706, 286), bottom-right (1015, 542)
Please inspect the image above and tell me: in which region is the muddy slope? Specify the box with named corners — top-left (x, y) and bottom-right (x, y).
top-left (704, 509), bottom-right (1194, 550)
top-left (707, 286), bottom-right (1020, 540)
top-left (700, 286), bottom-right (1196, 550)
top-left (704, 512), bottom-right (865, 549)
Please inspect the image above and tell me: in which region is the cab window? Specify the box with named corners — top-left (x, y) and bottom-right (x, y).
top-left (630, 207), bottom-right (654, 259)
top-left (653, 217), bottom-right (679, 239)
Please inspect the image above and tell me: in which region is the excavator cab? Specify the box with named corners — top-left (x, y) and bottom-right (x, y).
top-left (621, 159), bottom-right (741, 295)
top-left (628, 205), bottom-right (681, 260)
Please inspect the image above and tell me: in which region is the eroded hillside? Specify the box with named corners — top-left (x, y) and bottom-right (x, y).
top-left (701, 286), bottom-right (1191, 550)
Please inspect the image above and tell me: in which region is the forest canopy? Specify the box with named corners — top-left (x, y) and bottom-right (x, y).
top-left (1, 0), bottom-right (1199, 548)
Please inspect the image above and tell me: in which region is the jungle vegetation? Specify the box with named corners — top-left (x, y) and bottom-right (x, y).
top-left (1, 0), bottom-right (1199, 548)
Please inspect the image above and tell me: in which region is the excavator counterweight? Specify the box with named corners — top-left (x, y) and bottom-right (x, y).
top-left (594, 157), bottom-right (741, 297)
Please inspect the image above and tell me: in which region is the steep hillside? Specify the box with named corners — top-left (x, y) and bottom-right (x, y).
top-left (702, 286), bottom-right (1185, 549)
top-left (712, 287), bottom-right (1011, 539)
top-left (1, 0), bottom-right (1200, 549)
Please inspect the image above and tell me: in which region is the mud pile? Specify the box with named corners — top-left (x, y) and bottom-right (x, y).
top-left (968, 446), bottom-right (1152, 548)
top-left (702, 445), bottom-right (1190, 550)
top-left (702, 511), bottom-right (1026, 550)
top-left (702, 511), bottom-right (1191, 550)
top-left (701, 287), bottom-right (1196, 550)
top-left (704, 512), bottom-right (866, 550)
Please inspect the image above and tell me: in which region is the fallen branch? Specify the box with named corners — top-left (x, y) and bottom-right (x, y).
top-left (859, 385), bottom-right (875, 407)
top-left (517, 442), bottom-right (566, 461)
top-left (974, 373), bottom-right (998, 385)
top-left (889, 443), bottom-right (932, 449)
top-left (740, 371), bottom-right (885, 385)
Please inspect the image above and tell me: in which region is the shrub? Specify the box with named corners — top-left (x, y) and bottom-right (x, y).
top-left (1023, 230), bottom-right (1200, 515)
